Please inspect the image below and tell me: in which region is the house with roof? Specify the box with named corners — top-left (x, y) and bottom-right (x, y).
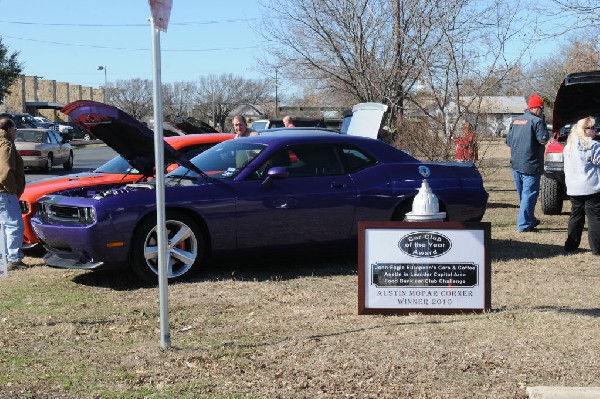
top-left (457, 96), bottom-right (527, 136)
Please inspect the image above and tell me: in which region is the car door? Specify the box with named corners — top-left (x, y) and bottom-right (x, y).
top-left (235, 143), bottom-right (357, 249)
top-left (47, 130), bottom-right (67, 163)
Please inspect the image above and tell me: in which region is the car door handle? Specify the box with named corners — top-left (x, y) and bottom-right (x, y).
top-left (330, 182), bottom-right (347, 189)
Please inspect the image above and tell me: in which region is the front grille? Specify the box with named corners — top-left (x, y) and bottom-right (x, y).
top-left (544, 162), bottom-right (564, 173)
top-left (39, 203), bottom-right (95, 225)
top-left (48, 204), bottom-right (80, 220)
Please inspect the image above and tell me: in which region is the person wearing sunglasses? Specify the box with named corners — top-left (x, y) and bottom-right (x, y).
top-left (505, 94), bottom-right (550, 232)
top-left (563, 116), bottom-right (600, 255)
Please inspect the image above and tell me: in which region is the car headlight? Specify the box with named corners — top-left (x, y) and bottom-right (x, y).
top-left (19, 200), bottom-right (30, 214)
top-left (545, 152), bottom-right (563, 162)
top-left (79, 207), bottom-right (96, 224)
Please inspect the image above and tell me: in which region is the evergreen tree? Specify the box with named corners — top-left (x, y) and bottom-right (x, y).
top-left (0, 37), bottom-right (23, 104)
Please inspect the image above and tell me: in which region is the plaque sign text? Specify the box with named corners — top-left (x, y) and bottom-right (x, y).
top-left (358, 222), bottom-right (491, 315)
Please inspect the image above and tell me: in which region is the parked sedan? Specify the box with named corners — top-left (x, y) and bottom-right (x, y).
top-left (20, 110), bottom-right (234, 250)
top-left (32, 102), bottom-right (488, 284)
top-left (15, 129), bottom-right (73, 173)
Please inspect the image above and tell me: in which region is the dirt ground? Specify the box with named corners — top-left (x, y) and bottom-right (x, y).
top-left (1, 139), bottom-right (599, 399)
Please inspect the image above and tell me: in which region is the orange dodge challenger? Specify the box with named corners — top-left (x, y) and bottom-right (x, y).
top-left (20, 133), bottom-right (234, 250)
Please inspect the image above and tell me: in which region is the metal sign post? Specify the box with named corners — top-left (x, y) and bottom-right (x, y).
top-left (148, 0), bottom-right (173, 350)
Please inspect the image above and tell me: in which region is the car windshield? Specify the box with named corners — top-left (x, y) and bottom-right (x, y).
top-left (15, 131), bottom-right (44, 143)
top-left (251, 121), bottom-right (268, 130)
top-left (94, 155), bottom-right (140, 174)
top-left (168, 140), bottom-right (266, 180)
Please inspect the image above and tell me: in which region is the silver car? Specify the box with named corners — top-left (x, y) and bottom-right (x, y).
top-left (15, 129), bottom-right (74, 173)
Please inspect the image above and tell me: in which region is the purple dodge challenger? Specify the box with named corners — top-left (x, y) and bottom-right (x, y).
top-left (32, 102), bottom-right (488, 283)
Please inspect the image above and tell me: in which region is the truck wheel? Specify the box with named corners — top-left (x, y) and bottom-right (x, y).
top-left (541, 176), bottom-right (563, 215)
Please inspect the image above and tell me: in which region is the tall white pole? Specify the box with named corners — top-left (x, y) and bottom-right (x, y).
top-left (150, 17), bottom-right (170, 350)
top-left (212, 86), bottom-right (216, 130)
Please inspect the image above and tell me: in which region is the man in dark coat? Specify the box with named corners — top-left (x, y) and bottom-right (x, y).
top-left (505, 94), bottom-right (550, 232)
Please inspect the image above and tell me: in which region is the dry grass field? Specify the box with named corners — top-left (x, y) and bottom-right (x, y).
top-left (1, 139), bottom-right (599, 399)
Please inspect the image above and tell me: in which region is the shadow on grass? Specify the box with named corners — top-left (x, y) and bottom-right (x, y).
top-left (491, 305), bottom-right (600, 318)
top-left (537, 306), bottom-right (600, 317)
top-left (71, 250), bottom-right (359, 290)
top-left (490, 238), bottom-right (587, 261)
top-left (486, 201), bottom-right (518, 209)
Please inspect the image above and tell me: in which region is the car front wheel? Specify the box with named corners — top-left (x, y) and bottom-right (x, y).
top-left (63, 151), bottom-right (74, 170)
top-left (43, 154), bottom-right (53, 173)
top-left (131, 211), bottom-right (206, 284)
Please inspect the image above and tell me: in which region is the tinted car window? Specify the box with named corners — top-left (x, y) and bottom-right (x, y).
top-left (16, 130), bottom-right (44, 142)
top-left (169, 141), bottom-right (266, 180)
top-left (180, 144), bottom-right (216, 159)
top-left (48, 131), bottom-right (62, 144)
top-left (95, 156), bottom-right (139, 174)
top-left (283, 144), bottom-right (344, 177)
top-left (341, 146), bottom-right (377, 172)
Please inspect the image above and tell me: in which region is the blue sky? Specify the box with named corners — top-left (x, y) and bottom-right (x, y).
top-left (1, 0), bottom-right (568, 93)
top-left (0, 0), bottom-right (267, 88)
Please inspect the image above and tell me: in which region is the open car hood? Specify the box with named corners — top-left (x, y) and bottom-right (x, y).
top-left (343, 102), bottom-right (388, 139)
top-left (553, 70), bottom-right (600, 133)
top-left (61, 100), bottom-right (204, 177)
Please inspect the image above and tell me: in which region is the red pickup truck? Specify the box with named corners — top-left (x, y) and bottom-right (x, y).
top-left (541, 71), bottom-right (600, 215)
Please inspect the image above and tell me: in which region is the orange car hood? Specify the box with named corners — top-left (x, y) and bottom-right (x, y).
top-left (21, 172), bottom-right (143, 202)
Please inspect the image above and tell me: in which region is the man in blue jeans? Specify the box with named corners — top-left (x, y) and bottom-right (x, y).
top-left (0, 118), bottom-right (26, 269)
top-left (505, 94), bottom-right (550, 232)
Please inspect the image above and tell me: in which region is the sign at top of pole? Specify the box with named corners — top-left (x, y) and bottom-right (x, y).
top-left (148, 0), bottom-right (173, 32)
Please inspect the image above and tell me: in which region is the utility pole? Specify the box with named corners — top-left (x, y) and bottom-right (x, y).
top-left (179, 87), bottom-right (187, 116)
top-left (212, 86), bottom-right (216, 130)
top-left (275, 67), bottom-right (279, 118)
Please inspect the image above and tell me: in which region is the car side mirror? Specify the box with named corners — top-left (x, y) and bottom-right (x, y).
top-left (261, 166), bottom-right (289, 187)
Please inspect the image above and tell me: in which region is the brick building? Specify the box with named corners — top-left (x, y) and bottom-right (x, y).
top-left (0, 75), bottom-right (105, 122)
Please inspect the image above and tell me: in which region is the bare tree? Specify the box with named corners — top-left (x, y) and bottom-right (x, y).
top-left (193, 74), bottom-right (271, 131)
top-left (162, 81), bottom-right (196, 117)
top-left (535, 1), bottom-right (600, 35)
top-left (105, 78), bottom-right (154, 120)
top-left (524, 35), bottom-right (600, 109)
top-left (258, 0), bottom-right (536, 160)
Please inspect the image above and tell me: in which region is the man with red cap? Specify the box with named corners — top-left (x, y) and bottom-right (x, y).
top-left (505, 94), bottom-right (550, 232)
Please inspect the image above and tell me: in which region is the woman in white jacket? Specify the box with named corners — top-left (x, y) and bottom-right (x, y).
top-left (563, 116), bottom-right (600, 254)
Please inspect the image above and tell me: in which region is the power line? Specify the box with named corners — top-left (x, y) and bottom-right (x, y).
top-left (0, 18), bottom-right (258, 27)
top-left (2, 35), bottom-right (262, 52)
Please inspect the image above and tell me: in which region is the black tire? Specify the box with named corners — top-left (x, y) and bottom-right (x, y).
top-left (22, 244), bottom-right (46, 257)
top-left (63, 151), bottom-right (74, 170)
top-left (391, 201), bottom-right (414, 221)
top-left (43, 154), bottom-right (53, 174)
top-left (541, 176), bottom-right (563, 215)
top-left (131, 211), bottom-right (206, 284)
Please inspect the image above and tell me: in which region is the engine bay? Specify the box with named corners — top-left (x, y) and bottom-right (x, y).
top-left (54, 182), bottom-right (156, 200)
